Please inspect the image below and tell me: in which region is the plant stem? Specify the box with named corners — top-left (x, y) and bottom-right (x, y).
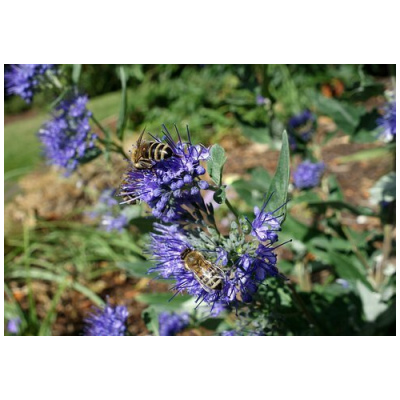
top-left (287, 282), bottom-right (324, 334)
top-left (376, 223), bottom-right (393, 285)
top-left (225, 198), bottom-right (239, 220)
top-left (91, 115), bottom-right (129, 159)
top-left (336, 211), bottom-right (371, 272)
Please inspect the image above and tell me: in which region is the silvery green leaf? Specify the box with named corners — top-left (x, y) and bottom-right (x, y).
top-left (207, 144), bottom-right (227, 186)
top-left (369, 172), bottom-right (396, 205)
top-left (356, 282), bottom-right (388, 322)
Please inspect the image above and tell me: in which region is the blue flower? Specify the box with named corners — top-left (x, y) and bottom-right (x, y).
top-left (7, 317), bottom-right (21, 334)
top-left (288, 110), bottom-right (315, 142)
top-left (336, 278), bottom-right (350, 289)
top-left (377, 100), bottom-right (396, 142)
top-left (37, 94), bottom-right (97, 174)
top-left (148, 217), bottom-right (285, 310)
top-left (89, 189), bottom-right (128, 232)
top-left (293, 160), bottom-right (325, 189)
top-left (5, 64), bottom-right (57, 103)
top-left (158, 311), bottom-right (190, 336)
top-left (101, 214), bottom-right (128, 232)
top-left (256, 94), bottom-right (266, 106)
top-left (120, 125), bottom-right (210, 223)
top-left (250, 195), bottom-right (283, 243)
top-left (221, 330), bottom-right (236, 336)
top-left (84, 300), bottom-right (128, 336)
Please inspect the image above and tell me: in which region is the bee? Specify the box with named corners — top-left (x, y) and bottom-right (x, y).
top-left (131, 129), bottom-right (173, 169)
top-left (180, 248), bottom-right (224, 292)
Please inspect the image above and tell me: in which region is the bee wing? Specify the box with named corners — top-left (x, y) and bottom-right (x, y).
top-left (193, 274), bottom-right (214, 293)
top-left (136, 128), bottom-right (146, 147)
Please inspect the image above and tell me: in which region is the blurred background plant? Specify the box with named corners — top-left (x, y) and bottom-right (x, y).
top-left (4, 64), bottom-right (395, 336)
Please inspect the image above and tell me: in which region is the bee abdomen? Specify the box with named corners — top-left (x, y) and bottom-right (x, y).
top-left (201, 274), bottom-right (224, 291)
top-left (148, 142), bottom-right (173, 162)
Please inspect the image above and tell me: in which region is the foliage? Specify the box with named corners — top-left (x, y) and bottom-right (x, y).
top-left (4, 64), bottom-right (396, 336)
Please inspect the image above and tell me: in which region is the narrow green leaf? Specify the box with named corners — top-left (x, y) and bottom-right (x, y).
top-left (38, 280), bottom-right (68, 336)
top-left (117, 261), bottom-right (154, 278)
top-left (335, 146), bottom-right (393, 164)
top-left (264, 130), bottom-right (290, 216)
top-left (207, 144), bottom-right (227, 186)
top-left (117, 66), bottom-right (128, 141)
top-left (328, 250), bottom-right (374, 291)
top-left (8, 269), bottom-right (104, 306)
top-left (135, 293), bottom-right (192, 311)
top-left (72, 64), bottom-right (82, 85)
top-left (308, 200), bottom-right (375, 216)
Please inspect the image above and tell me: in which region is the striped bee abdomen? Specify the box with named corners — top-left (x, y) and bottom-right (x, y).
top-left (148, 142), bottom-right (173, 161)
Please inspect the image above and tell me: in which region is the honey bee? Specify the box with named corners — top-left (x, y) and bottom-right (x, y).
top-left (131, 129), bottom-right (173, 169)
top-left (180, 248), bottom-right (224, 292)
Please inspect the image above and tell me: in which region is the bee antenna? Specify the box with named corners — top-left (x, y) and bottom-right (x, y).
top-left (136, 128), bottom-right (146, 147)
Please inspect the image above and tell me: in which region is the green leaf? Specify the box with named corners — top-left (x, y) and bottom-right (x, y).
top-left (308, 200), bottom-right (375, 216)
top-left (135, 293), bottom-right (192, 311)
top-left (264, 130), bottom-right (290, 216)
top-left (117, 66), bottom-right (128, 141)
top-left (369, 172), bottom-right (396, 205)
top-left (231, 168), bottom-right (271, 208)
top-left (207, 144), bottom-right (227, 186)
top-left (77, 146), bottom-right (102, 164)
top-left (72, 64), bottom-right (82, 85)
top-left (314, 95), bottom-right (364, 134)
top-left (240, 124), bottom-right (271, 144)
top-left (344, 83), bottom-right (385, 102)
top-left (7, 268), bottom-right (104, 306)
top-left (328, 250), bottom-right (374, 291)
top-left (335, 146), bottom-right (393, 164)
top-left (117, 261), bottom-right (154, 278)
top-left (213, 187), bottom-right (226, 204)
top-left (356, 282), bottom-right (387, 322)
top-left (142, 306), bottom-right (160, 335)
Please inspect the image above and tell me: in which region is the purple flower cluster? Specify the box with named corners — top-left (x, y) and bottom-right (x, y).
top-left (120, 126), bottom-right (210, 222)
top-left (288, 110), bottom-right (315, 142)
top-left (89, 189), bottom-right (128, 232)
top-left (377, 100), bottom-right (396, 142)
top-left (37, 94), bottom-right (97, 174)
top-left (288, 110), bottom-right (316, 151)
top-left (7, 317), bottom-right (21, 334)
top-left (293, 160), bottom-right (325, 189)
top-left (5, 64), bottom-right (57, 103)
top-left (84, 301), bottom-right (128, 336)
top-left (148, 196), bottom-right (284, 311)
top-left (250, 195), bottom-right (283, 243)
top-left (256, 94), bottom-right (266, 106)
top-left (158, 311), bottom-right (190, 336)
